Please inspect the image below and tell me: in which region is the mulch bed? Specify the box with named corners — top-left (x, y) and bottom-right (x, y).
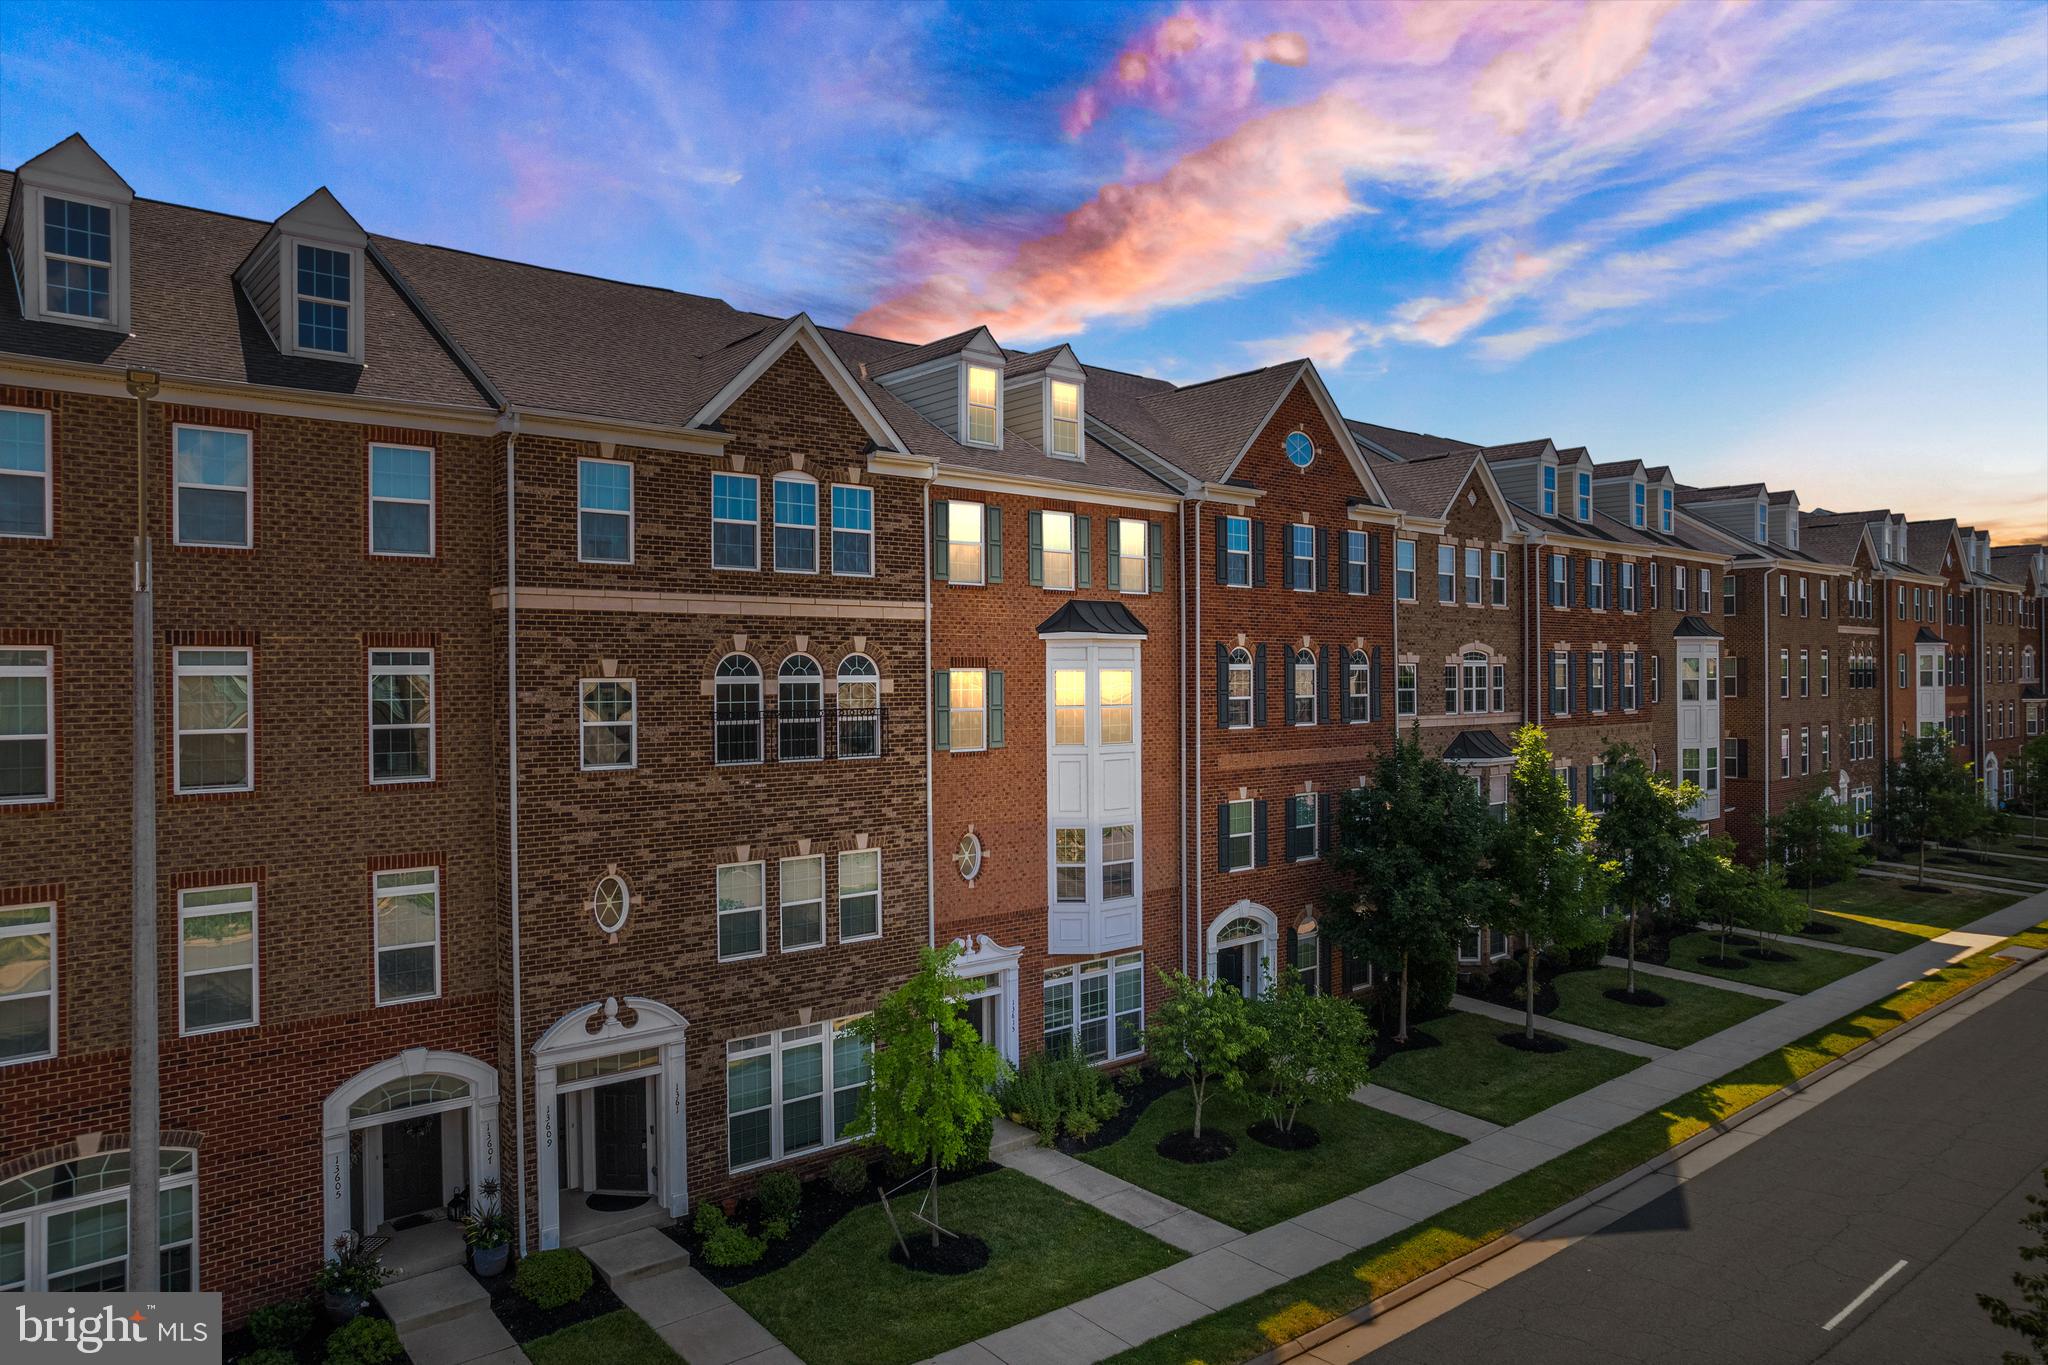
top-left (1801, 920), bottom-right (1843, 935)
top-left (1248, 1120), bottom-right (1321, 1151)
top-left (1716, 935), bottom-right (1760, 948)
top-left (1740, 947), bottom-right (1797, 963)
top-left (1696, 953), bottom-right (1753, 970)
top-left (1496, 1030), bottom-right (1570, 1054)
top-left (222, 1303), bottom-right (414, 1365)
top-left (1054, 1066), bottom-right (1184, 1156)
top-left (1156, 1128), bottom-right (1237, 1164)
top-left (1900, 883), bottom-right (1951, 895)
top-left (1603, 987), bottom-right (1668, 1008)
top-left (1475, 965), bottom-right (1561, 1018)
top-left (888, 1231), bottom-right (991, 1275)
top-left (1370, 1028), bottom-right (1442, 1067)
top-left (470, 1259), bottom-right (623, 1344)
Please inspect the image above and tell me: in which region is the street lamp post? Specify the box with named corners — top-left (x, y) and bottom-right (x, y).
top-left (125, 367), bottom-right (160, 1292)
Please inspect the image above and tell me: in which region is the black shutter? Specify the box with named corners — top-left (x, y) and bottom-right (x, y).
top-left (1313, 527), bottom-right (1328, 591)
top-left (1317, 931), bottom-right (1333, 996)
top-left (1285, 799), bottom-right (1306, 860)
top-left (1252, 520), bottom-right (1267, 586)
top-left (1253, 799), bottom-right (1269, 866)
top-left (1217, 803), bottom-right (1230, 872)
top-left (1253, 643), bottom-right (1269, 726)
top-left (1319, 791), bottom-right (1334, 854)
top-left (1370, 644), bottom-right (1383, 721)
top-left (1284, 925), bottom-right (1298, 980)
top-left (1320, 644), bottom-right (1335, 725)
top-left (1215, 643), bottom-right (1229, 728)
top-left (1367, 532), bottom-right (1381, 594)
top-left (1214, 516), bottom-right (1228, 584)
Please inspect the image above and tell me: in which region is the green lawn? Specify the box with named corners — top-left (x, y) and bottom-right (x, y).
top-left (1369, 1010), bottom-right (1646, 1126)
top-left (1921, 847), bottom-right (2048, 886)
top-left (725, 1167), bottom-right (1182, 1365)
top-left (525, 1310), bottom-right (682, 1365)
top-left (1800, 877), bottom-right (2021, 953)
top-left (1546, 966), bottom-right (1776, 1048)
top-left (1665, 931), bottom-right (1867, 993)
top-left (1077, 1088), bottom-right (1464, 1232)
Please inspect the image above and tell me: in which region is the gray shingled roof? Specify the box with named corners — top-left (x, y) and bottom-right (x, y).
top-left (1084, 361), bottom-right (1307, 486)
top-left (1677, 483), bottom-right (1765, 504)
top-left (1477, 439), bottom-right (1554, 463)
top-left (1796, 521), bottom-right (1871, 568)
top-left (1906, 519), bottom-right (1960, 577)
top-left (1368, 451), bottom-right (1479, 518)
top-left (1343, 419), bottom-right (1477, 460)
top-left (863, 326), bottom-right (984, 380)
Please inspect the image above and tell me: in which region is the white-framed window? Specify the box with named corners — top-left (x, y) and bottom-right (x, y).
top-left (0, 901), bottom-right (55, 1064)
top-left (1461, 652), bottom-right (1490, 713)
top-left (1620, 561), bottom-right (1637, 612)
top-left (369, 649), bottom-right (434, 784)
top-left (1550, 652), bottom-right (1571, 715)
top-left (0, 1149), bottom-right (199, 1292)
top-left (592, 874), bottom-right (630, 935)
top-left (1396, 662), bottom-right (1417, 717)
top-left (1800, 725), bottom-right (1811, 774)
top-left (1757, 505), bottom-right (1770, 543)
top-left (579, 458), bottom-right (634, 564)
top-left (839, 849), bottom-right (881, 941)
top-left (1489, 550), bottom-right (1507, 605)
top-left (1054, 827), bottom-right (1087, 902)
top-left (1346, 649), bottom-right (1371, 722)
top-left (1437, 543), bottom-right (1455, 602)
top-left (1226, 648), bottom-right (1252, 728)
top-left (1820, 725), bottom-right (1831, 769)
top-left (1290, 793), bottom-right (1319, 862)
top-left (1799, 578), bottom-right (1809, 616)
top-left (965, 365), bottom-right (1000, 446)
top-left (716, 860), bottom-right (766, 961)
top-left (1291, 649), bottom-right (1317, 724)
top-left (836, 654), bottom-right (881, 759)
top-left (1115, 518), bottom-right (1148, 594)
top-left (178, 884), bottom-right (257, 1035)
top-left (772, 473), bottom-right (818, 574)
top-left (1589, 652), bottom-right (1607, 712)
top-left (1458, 924), bottom-right (1484, 964)
top-left (1292, 524), bottom-right (1317, 592)
top-left (173, 425), bottom-right (252, 549)
top-left (726, 1021), bottom-right (872, 1170)
top-left (368, 444), bottom-right (434, 557)
top-left (295, 242), bottom-right (353, 355)
top-left (1493, 661), bottom-right (1508, 712)
top-left (1780, 728), bottom-right (1792, 777)
top-left (1102, 824), bottom-right (1136, 900)
top-left (1550, 552), bottom-right (1568, 607)
top-left (947, 501), bottom-right (987, 585)
top-left (1541, 464), bottom-right (1557, 516)
top-left (173, 648), bottom-right (251, 794)
top-left (1632, 482), bottom-right (1646, 527)
top-left (1681, 655), bottom-right (1701, 702)
top-left (1820, 650), bottom-right (1831, 697)
top-left (778, 655), bottom-right (825, 762)
top-left (714, 655), bottom-right (763, 765)
top-left (1043, 953), bottom-right (1144, 1062)
top-left (373, 867), bottom-right (439, 1005)
top-left (710, 471), bottom-right (757, 570)
top-left (1682, 747), bottom-right (1702, 791)
top-left (1576, 471), bottom-right (1592, 520)
top-left (1395, 538), bottom-right (1417, 600)
top-left (1464, 547), bottom-right (1482, 603)
top-left (1224, 799), bottom-right (1255, 871)
top-left (780, 855), bottom-right (825, 951)
top-left (1291, 930), bottom-right (1319, 993)
top-left (1223, 516), bottom-right (1252, 587)
top-left (1587, 558), bottom-right (1607, 609)
top-left (1699, 568), bottom-right (1713, 613)
top-left (0, 407), bottom-right (52, 539)
top-left (1675, 566), bottom-right (1689, 611)
top-left (1050, 380), bottom-right (1081, 457)
top-left (40, 194), bottom-right (115, 322)
top-left (1345, 531), bottom-right (1370, 595)
top-left (1660, 487), bottom-right (1674, 533)
top-left (947, 668), bottom-right (988, 752)
top-left (580, 678), bottom-right (636, 770)
top-left (0, 646), bottom-right (54, 804)
top-left (1100, 667), bottom-right (1134, 744)
top-left (1043, 510), bottom-right (1077, 590)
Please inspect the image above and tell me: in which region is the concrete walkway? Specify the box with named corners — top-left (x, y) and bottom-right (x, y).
top-left (994, 1142), bottom-right (1239, 1254)
top-left (375, 1266), bottom-right (525, 1365)
top-left (1448, 995), bottom-right (1672, 1059)
top-left (1772, 931), bottom-right (1888, 958)
top-left (934, 891), bottom-right (2046, 1365)
top-left (1602, 954), bottom-right (1799, 1001)
top-left (586, 1227), bottom-right (793, 1365)
top-left (1352, 1085), bottom-right (1501, 1142)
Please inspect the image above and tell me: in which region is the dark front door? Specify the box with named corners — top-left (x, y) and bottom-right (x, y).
top-left (593, 1079), bottom-right (649, 1194)
top-left (1216, 944), bottom-right (1257, 1000)
top-left (381, 1112), bottom-right (443, 1221)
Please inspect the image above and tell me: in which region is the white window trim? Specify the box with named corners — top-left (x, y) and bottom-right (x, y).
top-left (0, 1153), bottom-right (199, 1294)
top-left (1293, 524), bottom-right (1318, 593)
top-left (0, 406), bottom-right (53, 540)
top-left (1291, 649), bottom-right (1317, 725)
top-left (1396, 538), bottom-right (1417, 601)
top-left (1225, 798), bottom-right (1255, 872)
top-left (372, 866), bottom-right (441, 1007)
top-left (962, 362), bottom-right (1003, 449)
top-left (948, 667), bottom-right (989, 753)
top-left (716, 860), bottom-right (768, 962)
top-left (829, 483), bottom-right (875, 578)
top-left (172, 647), bottom-right (253, 795)
top-left (282, 238), bottom-right (364, 362)
top-left (1047, 379), bottom-right (1083, 459)
top-left (835, 656), bottom-right (882, 761)
top-left (714, 656), bottom-right (764, 767)
top-left (367, 443), bottom-right (435, 558)
top-left (368, 648), bottom-right (435, 785)
top-left (1042, 953), bottom-right (1145, 1064)
top-left (0, 645), bottom-right (54, 805)
top-left (579, 677), bottom-right (637, 771)
top-left (0, 901), bottom-right (55, 1065)
top-left (771, 472), bottom-right (820, 576)
top-left (838, 849), bottom-right (883, 943)
top-left (1115, 517), bottom-right (1149, 596)
top-left (709, 470), bottom-right (760, 572)
top-left (1226, 649), bottom-right (1253, 728)
top-left (1223, 515), bottom-right (1252, 588)
top-left (725, 1020), bottom-right (872, 1172)
top-left (32, 188), bottom-right (127, 331)
top-left (779, 854), bottom-right (826, 952)
top-left (1291, 793), bottom-right (1319, 862)
top-left (579, 457), bottom-right (637, 566)
top-left (1042, 509), bottom-right (1077, 592)
top-left (947, 501), bottom-right (988, 587)
top-left (171, 423), bottom-right (253, 550)
top-left (177, 883), bottom-right (259, 1036)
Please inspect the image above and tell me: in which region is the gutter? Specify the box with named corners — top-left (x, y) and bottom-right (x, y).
top-left (1193, 506), bottom-right (1204, 978)
top-left (1179, 500), bottom-right (1189, 975)
top-left (925, 491), bottom-right (935, 952)
top-left (1762, 567), bottom-right (1773, 836)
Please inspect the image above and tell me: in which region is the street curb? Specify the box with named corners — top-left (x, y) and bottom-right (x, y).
top-left (1249, 947), bottom-right (2044, 1365)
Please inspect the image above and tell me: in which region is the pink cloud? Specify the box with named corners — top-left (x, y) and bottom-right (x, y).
top-left (1062, 4), bottom-right (1311, 138)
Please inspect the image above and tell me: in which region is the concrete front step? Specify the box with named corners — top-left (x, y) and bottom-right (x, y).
top-left (990, 1116), bottom-right (1039, 1157)
top-left (374, 1264), bottom-right (489, 1332)
top-left (583, 1226), bottom-right (689, 1288)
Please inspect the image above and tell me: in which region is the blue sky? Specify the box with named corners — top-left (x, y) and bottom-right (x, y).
top-left (5, 0), bottom-right (2044, 538)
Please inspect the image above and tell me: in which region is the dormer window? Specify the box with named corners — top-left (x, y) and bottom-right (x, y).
top-left (8, 135), bottom-right (134, 332)
top-left (233, 187), bottom-right (368, 365)
top-left (42, 196), bottom-right (113, 321)
top-left (1576, 471), bottom-right (1591, 521)
top-left (1660, 488), bottom-right (1673, 533)
top-left (1756, 505), bottom-right (1769, 544)
top-left (1631, 482), bottom-right (1645, 528)
top-left (1049, 381), bottom-right (1080, 457)
top-left (1541, 465), bottom-right (1557, 516)
top-left (295, 245), bottom-right (352, 354)
top-left (965, 365), bottom-right (999, 446)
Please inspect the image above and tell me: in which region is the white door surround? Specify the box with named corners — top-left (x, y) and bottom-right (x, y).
top-left (531, 996), bottom-right (688, 1249)
top-left (950, 933), bottom-right (1023, 1066)
top-left (322, 1048), bottom-right (500, 1256)
top-left (1206, 900), bottom-right (1277, 999)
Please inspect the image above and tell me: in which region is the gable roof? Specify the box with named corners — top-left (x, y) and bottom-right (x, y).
top-left (864, 326), bottom-right (991, 380)
top-left (1367, 451), bottom-right (1478, 519)
top-left (1677, 483), bottom-right (1765, 504)
top-left (1905, 519), bottom-right (1963, 578)
top-left (1343, 419), bottom-right (1477, 461)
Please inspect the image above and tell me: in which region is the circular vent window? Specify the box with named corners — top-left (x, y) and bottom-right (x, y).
top-left (953, 832), bottom-right (984, 883)
top-left (592, 875), bottom-right (630, 935)
top-left (1285, 432), bottom-right (1314, 469)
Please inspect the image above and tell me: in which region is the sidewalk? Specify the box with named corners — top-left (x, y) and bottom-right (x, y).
top-left (932, 890), bottom-right (2047, 1365)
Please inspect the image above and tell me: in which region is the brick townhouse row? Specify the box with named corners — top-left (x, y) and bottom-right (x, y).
top-left (1, 134), bottom-right (2041, 1318)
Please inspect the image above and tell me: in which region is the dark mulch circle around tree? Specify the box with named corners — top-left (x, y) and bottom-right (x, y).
top-left (1902, 883), bottom-right (1951, 895)
top-left (1740, 947), bottom-right (1797, 963)
top-left (1801, 920), bottom-right (1843, 935)
top-left (1370, 1028), bottom-right (1442, 1067)
top-left (1157, 1128), bottom-right (1237, 1164)
top-left (1603, 987), bottom-right (1668, 1008)
top-left (1697, 953), bottom-right (1753, 970)
top-left (1716, 935), bottom-right (1760, 948)
top-left (1497, 1030), bottom-right (1570, 1054)
top-left (888, 1232), bottom-right (991, 1275)
top-left (1248, 1120), bottom-right (1322, 1151)
top-left (470, 1260), bottom-right (623, 1343)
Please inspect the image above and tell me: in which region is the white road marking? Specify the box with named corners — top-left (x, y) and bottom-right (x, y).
top-left (1822, 1259), bottom-right (1908, 1331)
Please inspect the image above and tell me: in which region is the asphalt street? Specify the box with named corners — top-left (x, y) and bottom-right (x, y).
top-left (1353, 962), bottom-right (2048, 1364)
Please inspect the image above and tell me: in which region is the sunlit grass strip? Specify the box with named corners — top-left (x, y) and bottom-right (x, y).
top-left (1105, 940), bottom-right (2035, 1365)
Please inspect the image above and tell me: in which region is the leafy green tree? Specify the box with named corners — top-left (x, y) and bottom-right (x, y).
top-left (1881, 734), bottom-right (1986, 884)
top-left (1695, 839), bottom-right (1804, 959)
top-left (1765, 789), bottom-right (1870, 907)
top-left (1490, 726), bottom-right (1616, 1041)
top-left (2014, 736), bottom-right (2048, 845)
top-left (1324, 727), bottom-right (1499, 1042)
top-left (848, 944), bottom-right (1005, 1246)
top-left (1979, 1167), bottom-right (2048, 1365)
top-left (1251, 976), bottom-right (1375, 1134)
top-left (1593, 742), bottom-right (1703, 996)
top-left (1149, 969), bottom-right (1266, 1139)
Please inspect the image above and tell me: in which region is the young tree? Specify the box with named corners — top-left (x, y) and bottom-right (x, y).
top-left (1694, 840), bottom-right (1804, 960)
top-left (847, 943), bottom-right (1005, 1246)
top-left (1149, 969), bottom-right (1266, 1140)
top-left (1251, 976), bottom-right (1375, 1136)
top-left (1324, 727), bottom-right (1499, 1042)
top-left (1765, 789), bottom-right (1870, 907)
top-left (1593, 742), bottom-right (1703, 997)
top-left (1489, 726), bottom-right (1616, 1041)
top-left (2014, 736), bottom-right (2048, 845)
top-left (1881, 733), bottom-right (1986, 885)
top-left (1978, 1167), bottom-right (2048, 1365)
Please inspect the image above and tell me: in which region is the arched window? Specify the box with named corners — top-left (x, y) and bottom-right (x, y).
top-left (772, 473), bottom-right (818, 574)
top-left (836, 654), bottom-right (881, 759)
top-left (1226, 648), bottom-right (1252, 728)
top-left (1, 1148), bottom-right (198, 1291)
top-left (714, 655), bottom-right (761, 765)
top-left (1462, 651), bottom-right (1490, 714)
top-left (778, 655), bottom-right (823, 761)
top-left (592, 874), bottom-right (629, 935)
top-left (1291, 648), bottom-right (1317, 724)
top-left (1346, 649), bottom-right (1370, 722)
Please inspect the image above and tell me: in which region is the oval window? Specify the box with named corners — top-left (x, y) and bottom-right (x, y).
top-left (592, 875), bottom-right (629, 934)
top-left (953, 832), bottom-right (984, 883)
top-left (1285, 432), bottom-right (1314, 469)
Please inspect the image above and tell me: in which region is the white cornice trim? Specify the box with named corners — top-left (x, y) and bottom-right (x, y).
top-left (932, 466), bottom-right (1179, 512)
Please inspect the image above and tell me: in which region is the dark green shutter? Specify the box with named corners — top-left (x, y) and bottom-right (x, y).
top-left (1106, 518), bottom-right (1122, 591)
top-left (932, 500), bottom-right (948, 581)
top-left (1148, 521), bottom-right (1164, 592)
top-left (1215, 643), bottom-right (1229, 728)
top-left (987, 670), bottom-right (1005, 747)
top-left (1075, 515), bottom-right (1092, 587)
top-left (1028, 511), bottom-right (1044, 586)
top-left (986, 506), bottom-right (1003, 583)
top-left (1253, 643), bottom-right (1268, 726)
top-left (932, 670), bottom-right (950, 750)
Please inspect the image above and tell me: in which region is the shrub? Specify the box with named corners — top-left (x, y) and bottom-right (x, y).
top-left (756, 1171), bottom-right (801, 1224)
top-left (762, 1216), bottom-right (792, 1242)
top-left (248, 1300), bottom-right (313, 1349)
top-left (825, 1154), bottom-right (867, 1198)
top-left (701, 1223), bottom-right (767, 1268)
top-left (958, 1116), bottom-right (993, 1168)
top-left (512, 1249), bottom-right (592, 1312)
top-left (996, 1049), bottom-right (1123, 1145)
top-left (242, 1349), bottom-right (295, 1365)
top-left (692, 1200), bottom-right (728, 1237)
top-left (324, 1316), bottom-right (401, 1365)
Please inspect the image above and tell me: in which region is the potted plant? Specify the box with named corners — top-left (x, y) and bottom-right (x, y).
top-left (314, 1232), bottom-right (391, 1323)
top-left (462, 1178), bottom-right (514, 1278)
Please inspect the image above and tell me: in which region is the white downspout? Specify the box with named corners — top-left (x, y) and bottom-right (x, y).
top-left (1178, 501), bottom-right (1189, 975)
top-left (504, 413), bottom-right (528, 1254)
top-left (1761, 566), bottom-right (1773, 841)
top-left (925, 488), bottom-right (935, 950)
top-left (1192, 506), bottom-right (1203, 978)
